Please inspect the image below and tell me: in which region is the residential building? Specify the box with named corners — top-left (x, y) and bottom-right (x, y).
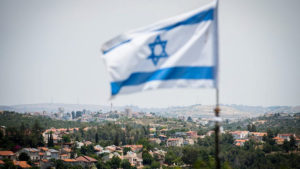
top-left (149, 138), bottom-right (161, 145)
top-left (175, 132), bottom-right (186, 137)
top-left (62, 159), bottom-right (77, 166)
top-left (186, 131), bottom-right (198, 138)
top-left (277, 134), bottom-right (296, 141)
top-left (123, 145), bottom-right (143, 152)
top-left (250, 132), bottom-right (267, 142)
top-left (123, 151), bottom-right (143, 167)
top-left (49, 149), bottom-right (59, 159)
top-left (18, 148), bottom-right (39, 161)
top-left (230, 131), bottom-right (249, 140)
top-left (235, 139), bottom-right (247, 146)
top-left (184, 138), bottom-right (195, 145)
top-left (166, 138), bottom-right (184, 147)
top-left (0, 151), bottom-right (15, 160)
top-left (75, 156), bottom-right (97, 167)
top-left (159, 135), bottom-right (167, 142)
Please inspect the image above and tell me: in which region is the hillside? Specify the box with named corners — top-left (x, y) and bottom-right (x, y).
top-left (0, 111), bottom-right (92, 129)
top-left (0, 103), bottom-right (299, 119)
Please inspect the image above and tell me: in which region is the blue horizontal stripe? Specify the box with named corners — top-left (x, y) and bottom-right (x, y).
top-left (103, 8), bottom-right (214, 54)
top-left (111, 66), bottom-right (214, 95)
top-left (156, 8), bottom-right (214, 31)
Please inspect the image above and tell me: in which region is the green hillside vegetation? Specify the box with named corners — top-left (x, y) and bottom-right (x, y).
top-left (0, 111), bottom-right (93, 129)
top-left (224, 113), bottom-right (300, 135)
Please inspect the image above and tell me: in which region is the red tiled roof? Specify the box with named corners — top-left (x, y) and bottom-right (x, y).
top-left (251, 132), bottom-right (267, 136)
top-left (235, 139), bottom-right (247, 142)
top-left (123, 145), bottom-right (143, 149)
top-left (75, 156), bottom-right (97, 163)
top-left (38, 147), bottom-right (49, 151)
top-left (63, 159), bottom-right (77, 162)
top-left (230, 131), bottom-right (249, 135)
top-left (0, 160), bottom-right (4, 164)
top-left (273, 136), bottom-right (284, 140)
top-left (186, 131), bottom-right (197, 134)
top-left (13, 161), bottom-right (31, 168)
top-left (0, 151), bottom-right (14, 156)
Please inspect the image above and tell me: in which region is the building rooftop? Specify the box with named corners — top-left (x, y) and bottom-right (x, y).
top-left (0, 151), bottom-right (14, 156)
top-left (13, 161), bottom-right (31, 168)
top-left (75, 156), bottom-right (97, 163)
top-left (63, 159), bottom-right (77, 162)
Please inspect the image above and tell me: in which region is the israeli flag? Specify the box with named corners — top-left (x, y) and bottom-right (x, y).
top-left (101, 0), bottom-right (219, 97)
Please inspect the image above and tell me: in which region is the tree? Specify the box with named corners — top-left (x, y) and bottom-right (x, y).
top-left (142, 150), bottom-right (153, 165)
top-left (165, 150), bottom-right (177, 165)
top-left (150, 161), bottom-right (160, 169)
top-left (182, 146), bottom-right (199, 165)
top-left (289, 135), bottom-right (296, 151)
top-left (18, 152), bottom-right (30, 161)
top-left (262, 143), bottom-right (272, 153)
top-left (95, 133), bottom-right (99, 143)
top-left (138, 138), bottom-right (153, 151)
top-left (282, 139), bottom-right (290, 152)
top-left (247, 124), bottom-right (251, 131)
top-left (123, 147), bottom-right (132, 155)
top-left (121, 159), bottom-right (132, 169)
top-left (109, 156), bottom-right (121, 169)
top-left (96, 160), bottom-right (108, 169)
top-left (251, 124), bottom-right (256, 132)
top-left (62, 135), bottom-right (71, 143)
top-left (221, 133), bottom-right (234, 145)
top-left (2, 159), bottom-right (17, 169)
top-left (48, 131), bottom-right (54, 147)
top-left (113, 133), bottom-right (120, 146)
top-left (267, 129), bottom-right (274, 139)
top-left (32, 120), bottom-right (43, 135)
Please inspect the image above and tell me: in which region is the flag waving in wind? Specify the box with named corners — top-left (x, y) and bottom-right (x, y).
top-left (101, 0), bottom-right (219, 97)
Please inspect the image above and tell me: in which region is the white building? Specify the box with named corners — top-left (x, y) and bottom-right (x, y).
top-left (166, 138), bottom-right (184, 147)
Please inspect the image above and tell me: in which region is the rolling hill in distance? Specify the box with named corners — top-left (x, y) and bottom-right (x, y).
top-left (0, 103), bottom-right (299, 119)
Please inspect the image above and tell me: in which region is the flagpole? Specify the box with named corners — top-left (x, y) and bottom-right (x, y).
top-left (214, 0), bottom-right (221, 169)
top-left (215, 88), bottom-right (221, 169)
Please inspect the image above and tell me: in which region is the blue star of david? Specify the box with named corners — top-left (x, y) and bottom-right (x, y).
top-left (147, 35), bottom-right (168, 66)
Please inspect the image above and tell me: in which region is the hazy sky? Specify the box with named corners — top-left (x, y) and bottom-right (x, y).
top-left (0, 0), bottom-right (299, 108)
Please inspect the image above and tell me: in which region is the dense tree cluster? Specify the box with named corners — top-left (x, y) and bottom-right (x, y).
top-left (0, 111), bottom-right (91, 129)
top-left (69, 122), bottom-right (150, 146)
top-left (0, 119), bottom-right (44, 150)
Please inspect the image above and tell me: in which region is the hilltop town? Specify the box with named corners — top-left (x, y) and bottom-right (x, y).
top-left (0, 109), bottom-right (299, 169)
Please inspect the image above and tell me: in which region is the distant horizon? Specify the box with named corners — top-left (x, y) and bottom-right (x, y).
top-left (1, 102), bottom-right (299, 109)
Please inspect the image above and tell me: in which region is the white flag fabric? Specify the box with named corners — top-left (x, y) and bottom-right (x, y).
top-left (101, 0), bottom-right (219, 97)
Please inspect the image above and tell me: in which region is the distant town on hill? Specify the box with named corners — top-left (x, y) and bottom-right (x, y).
top-left (0, 103), bottom-right (299, 119)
